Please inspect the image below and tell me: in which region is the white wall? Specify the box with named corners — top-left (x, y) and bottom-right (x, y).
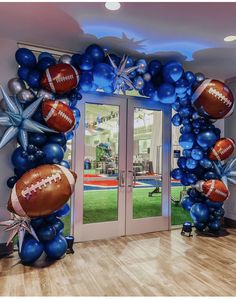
top-left (0, 37), bottom-right (18, 244)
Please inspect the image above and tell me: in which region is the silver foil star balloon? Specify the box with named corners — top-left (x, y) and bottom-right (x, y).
top-left (213, 157), bottom-right (236, 187)
top-left (108, 54), bottom-right (138, 95)
top-left (0, 86), bottom-right (55, 150)
top-left (0, 214), bottom-right (39, 252)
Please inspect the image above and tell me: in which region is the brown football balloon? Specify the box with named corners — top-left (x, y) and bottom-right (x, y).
top-left (8, 164), bottom-right (77, 218)
top-left (196, 179), bottom-right (229, 202)
top-left (209, 137), bottom-right (235, 162)
top-left (192, 79), bottom-right (234, 120)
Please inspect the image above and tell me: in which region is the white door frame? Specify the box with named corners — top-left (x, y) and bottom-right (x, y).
top-left (71, 93), bottom-right (172, 242)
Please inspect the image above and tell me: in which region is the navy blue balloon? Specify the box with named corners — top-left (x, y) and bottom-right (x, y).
top-left (78, 54), bottom-right (94, 71)
top-left (183, 149), bottom-right (192, 158)
top-left (28, 133), bottom-right (47, 146)
top-left (12, 147), bottom-right (30, 170)
top-left (177, 157), bottom-right (187, 169)
top-left (93, 63), bottom-right (115, 88)
top-left (171, 168), bottom-right (183, 180)
top-left (191, 148), bottom-right (204, 160)
top-left (17, 66), bottom-right (30, 81)
top-left (71, 54), bottom-right (81, 68)
top-left (181, 125), bottom-right (192, 134)
top-left (187, 187), bottom-right (199, 198)
top-left (181, 195), bottom-right (195, 211)
top-left (175, 78), bottom-right (189, 94)
top-left (179, 97), bottom-right (189, 107)
top-left (172, 100), bottom-right (180, 112)
top-left (27, 70), bottom-right (41, 89)
top-left (48, 133), bottom-right (67, 147)
top-left (208, 220), bottom-right (221, 232)
top-left (186, 173), bottom-right (198, 184)
top-left (180, 174), bottom-right (190, 186)
top-left (190, 203), bottom-right (209, 223)
top-left (60, 160), bottom-right (70, 169)
top-left (37, 57), bottom-right (56, 72)
top-left (37, 225), bottom-right (56, 242)
top-left (196, 131), bottom-right (217, 149)
top-left (194, 221), bottom-right (207, 231)
top-left (171, 113), bottom-right (182, 126)
top-left (54, 204), bottom-right (70, 218)
top-left (50, 218), bottom-right (64, 234)
top-left (15, 48), bottom-right (36, 68)
top-left (179, 107), bottom-right (193, 118)
top-left (186, 158), bottom-right (198, 169)
top-left (204, 171), bottom-right (218, 180)
top-left (142, 81), bottom-right (155, 97)
top-left (182, 118), bottom-right (191, 125)
top-left (195, 72), bottom-right (205, 83)
top-left (133, 76), bottom-right (144, 90)
top-left (35, 150), bottom-right (44, 160)
top-left (44, 234), bottom-right (68, 260)
top-left (179, 133), bottom-right (195, 149)
top-left (80, 71), bottom-right (93, 92)
top-left (19, 236), bottom-right (44, 264)
top-left (42, 143), bottom-right (64, 164)
top-left (30, 217), bottom-right (45, 230)
top-left (7, 176), bottom-right (18, 188)
top-left (148, 60), bottom-right (162, 76)
top-left (158, 83), bottom-right (176, 104)
top-left (38, 52), bottom-right (54, 61)
top-left (126, 56), bottom-right (134, 67)
top-left (163, 61), bottom-right (183, 83)
top-left (184, 71), bottom-right (195, 84)
top-left (86, 44), bottom-right (105, 64)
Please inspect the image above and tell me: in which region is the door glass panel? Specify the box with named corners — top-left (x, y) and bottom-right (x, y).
top-left (83, 103), bottom-right (119, 224)
top-left (132, 108), bottom-right (163, 219)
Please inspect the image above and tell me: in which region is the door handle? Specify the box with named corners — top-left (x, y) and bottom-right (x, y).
top-left (118, 170), bottom-right (125, 187)
top-left (128, 170), bottom-right (136, 188)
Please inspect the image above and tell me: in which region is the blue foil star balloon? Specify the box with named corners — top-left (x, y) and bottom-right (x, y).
top-left (108, 54), bottom-right (138, 95)
top-left (213, 157), bottom-right (236, 187)
top-left (0, 86), bottom-right (55, 150)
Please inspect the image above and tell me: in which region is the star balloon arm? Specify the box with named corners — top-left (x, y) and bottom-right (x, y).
top-left (124, 65), bottom-right (138, 74)
top-left (0, 85), bottom-right (20, 115)
top-left (0, 126), bottom-right (19, 149)
top-left (228, 171), bottom-right (236, 177)
top-left (22, 96), bottom-right (44, 119)
top-left (107, 55), bottom-right (118, 71)
top-left (224, 157), bottom-right (236, 173)
top-left (228, 177), bottom-right (236, 185)
top-left (13, 95), bottom-right (23, 115)
top-left (118, 55), bottom-right (128, 75)
top-left (18, 129), bottom-right (28, 150)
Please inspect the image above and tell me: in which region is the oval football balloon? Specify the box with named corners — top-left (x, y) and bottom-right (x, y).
top-left (208, 137), bottom-right (235, 162)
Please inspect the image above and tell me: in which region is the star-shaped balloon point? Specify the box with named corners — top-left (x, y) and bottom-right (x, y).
top-left (0, 86), bottom-right (55, 150)
top-left (0, 214), bottom-right (39, 252)
top-left (213, 157), bottom-right (236, 187)
top-left (108, 54), bottom-right (138, 95)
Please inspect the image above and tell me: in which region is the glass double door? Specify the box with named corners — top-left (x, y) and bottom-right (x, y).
top-left (72, 94), bottom-right (171, 242)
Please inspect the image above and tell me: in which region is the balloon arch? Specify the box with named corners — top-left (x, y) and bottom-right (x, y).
top-left (0, 44), bottom-right (235, 265)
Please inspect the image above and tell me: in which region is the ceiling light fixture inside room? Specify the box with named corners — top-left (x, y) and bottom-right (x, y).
top-left (224, 35), bottom-right (236, 42)
top-left (105, 2), bottom-right (121, 11)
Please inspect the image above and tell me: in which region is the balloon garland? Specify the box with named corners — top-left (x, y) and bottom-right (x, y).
top-left (0, 43), bottom-right (235, 265)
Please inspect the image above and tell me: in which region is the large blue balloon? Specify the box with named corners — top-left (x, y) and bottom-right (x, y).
top-left (93, 63), bottom-right (115, 88)
top-left (44, 234), bottom-right (68, 260)
top-left (171, 168), bottom-right (183, 180)
top-left (15, 48), bottom-right (36, 68)
top-left (48, 133), bottom-right (67, 147)
top-left (78, 54), bottom-right (94, 70)
top-left (208, 220), bottom-right (221, 232)
top-left (12, 147), bottom-right (30, 170)
top-left (190, 203), bottom-right (209, 223)
top-left (181, 196), bottom-right (195, 211)
top-left (175, 78), bottom-right (189, 94)
top-left (163, 61), bottom-right (183, 83)
top-left (158, 83), bottom-right (176, 104)
top-left (86, 44), bottom-right (105, 64)
top-left (179, 133), bottom-right (195, 149)
top-left (184, 71), bottom-right (195, 84)
top-left (37, 225), bottom-right (57, 242)
top-left (148, 60), bottom-right (162, 76)
top-left (28, 133), bottom-right (47, 146)
top-left (37, 57), bottom-right (56, 72)
top-left (19, 236), bottom-right (44, 264)
top-left (42, 143), bottom-right (64, 164)
top-left (196, 131), bottom-right (217, 149)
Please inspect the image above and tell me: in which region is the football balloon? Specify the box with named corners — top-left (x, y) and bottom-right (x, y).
top-left (8, 164), bottom-right (77, 217)
top-left (192, 79), bottom-right (234, 120)
top-left (209, 138), bottom-right (235, 161)
top-left (42, 100), bottom-right (75, 133)
top-left (195, 179), bottom-right (229, 202)
top-left (41, 63), bottom-right (79, 94)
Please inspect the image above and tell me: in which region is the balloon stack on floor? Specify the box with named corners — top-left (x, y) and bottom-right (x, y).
top-left (0, 44), bottom-right (235, 265)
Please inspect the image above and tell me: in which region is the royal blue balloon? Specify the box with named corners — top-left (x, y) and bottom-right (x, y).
top-left (208, 220), bottom-right (221, 232)
top-left (177, 157), bottom-right (187, 169)
top-left (7, 176), bottom-right (18, 188)
top-left (171, 168), bottom-right (183, 180)
top-left (28, 133), bottom-right (47, 146)
top-left (181, 124), bottom-right (192, 134)
top-left (179, 133), bottom-right (195, 149)
top-left (27, 70), bottom-right (41, 89)
top-left (182, 118), bottom-right (191, 125)
top-left (148, 60), bottom-right (162, 76)
top-left (179, 97), bottom-right (190, 107)
top-left (93, 63), bottom-right (115, 88)
top-left (163, 61), bottom-right (183, 83)
top-left (135, 59), bottom-right (147, 74)
top-left (19, 236), bottom-right (44, 264)
top-left (86, 44), bottom-right (105, 64)
top-left (190, 203), bottom-right (209, 223)
top-left (186, 173), bottom-right (198, 184)
top-left (49, 218), bottom-right (65, 234)
top-left (54, 204), bottom-right (70, 218)
top-left (142, 81), bottom-right (155, 97)
top-left (184, 71), bottom-right (195, 84)
top-left (172, 100), bottom-right (180, 111)
top-left (179, 107), bottom-right (193, 118)
top-left (71, 54), bottom-right (81, 68)
top-left (38, 52), bottom-right (54, 61)
top-left (133, 76), bottom-right (144, 90)
top-left (187, 187), bottom-right (199, 198)
top-left (183, 149), bottom-right (192, 158)
top-left (158, 83), bottom-right (176, 104)
top-left (194, 221), bottom-right (207, 231)
top-left (191, 148), bottom-right (204, 160)
top-left (17, 66), bottom-right (30, 81)
top-left (15, 48), bottom-right (36, 68)
top-left (80, 71), bottom-right (93, 92)
top-left (37, 225), bottom-right (57, 242)
top-left (66, 131), bottom-right (74, 141)
top-left (12, 147), bottom-right (30, 170)
top-left (48, 133), bottom-right (67, 147)
top-left (126, 56), bottom-right (134, 67)
top-left (42, 143), bottom-right (64, 164)
top-left (78, 54), bottom-right (94, 71)
top-left (175, 78), bottom-right (189, 94)
top-left (171, 113), bottom-right (182, 126)
top-left (180, 174), bottom-right (190, 186)
top-left (181, 195), bottom-right (195, 211)
top-left (204, 171), bottom-right (218, 180)
top-left (44, 234), bottom-right (68, 260)
top-left (186, 158), bottom-right (198, 169)
top-left (60, 160), bottom-right (70, 169)
top-left (192, 112), bottom-right (200, 120)
top-left (205, 199), bottom-right (223, 209)
top-left (196, 131), bottom-right (217, 149)
top-left (37, 57), bottom-right (56, 72)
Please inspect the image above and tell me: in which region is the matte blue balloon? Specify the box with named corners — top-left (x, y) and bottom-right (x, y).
top-left (48, 133), bottom-right (67, 147)
top-left (195, 72), bottom-right (205, 83)
top-left (184, 71), bottom-right (195, 84)
top-left (135, 59), bottom-right (147, 74)
top-left (163, 61), bottom-right (183, 83)
top-left (17, 66), bottom-right (30, 81)
top-left (86, 44), bottom-right (105, 64)
top-left (37, 225), bottom-right (56, 242)
top-left (42, 143), bottom-right (64, 164)
top-left (172, 100), bottom-right (180, 111)
top-left (27, 70), bottom-right (41, 89)
top-left (194, 221), bottom-right (207, 231)
top-left (190, 203), bottom-right (209, 223)
top-left (181, 195), bottom-right (195, 211)
top-left (142, 81), bottom-right (155, 97)
top-left (44, 234), bottom-right (68, 260)
top-left (19, 236), bottom-right (44, 264)
top-left (158, 83), bottom-right (176, 104)
top-left (171, 113), bottom-right (182, 126)
top-left (208, 220), bottom-right (221, 232)
top-left (12, 147), bottom-right (30, 170)
top-left (93, 63), bottom-right (115, 88)
top-left (175, 78), bottom-right (189, 94)
top-left (148, 60), bottom-right (162, 76)
top-left (37, 57), bottom-right (56, 72)
top-left (7, 176), bottom-right (18, 188)
top-left (204, 171), bottom-right (218, 180)
top-left (38, 52), bottom-right (54, 61)
top-left (54, 204), bottom-right (70, 218)
top-left (196, 131), bottom-right (217, 148)
top-left (78, 54), bottom-right (94, 71)
top-left (183, 149), bottom-right (192, 158)
top-left (71, 53), bottom-right (81, 68)
top-left (179, 133), bottom-right (195, 149)
top-left (15, 48), bottom-right (36, 68)
top-left (171, 168), bottom-right (183, 180)
top-left (191, 148), bottom-right (204, 160)
top-left (133, 76), bottom-right (144, 90)
top-left (60, 160), bottom-right (70, 169)
top-left (186, 158), bottom-right (198, 169)
top-left (28, 133), bottom-right (47, 146)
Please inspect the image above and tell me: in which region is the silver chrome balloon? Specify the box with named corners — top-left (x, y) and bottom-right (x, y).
top-left (8, 78), bottom-right (26, 95)
top-left (37, 89), bottom-right (55, 100)
top-left (59, 54), bottom-right (72, 64)
top-left (17, 89), bottom-right (35, 104)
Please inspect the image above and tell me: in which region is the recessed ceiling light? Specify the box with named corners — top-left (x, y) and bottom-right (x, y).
top-left (224, 35), bottom-right (236, 42)
top-left (105, 2), bottom-right (121, 11)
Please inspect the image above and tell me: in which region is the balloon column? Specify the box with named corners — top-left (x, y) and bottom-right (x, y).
top-left (0, 44), bottom-right (235, 265)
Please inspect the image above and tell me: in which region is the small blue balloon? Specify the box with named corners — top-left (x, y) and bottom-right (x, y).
top-left (194, 221), bottom-right (207, 231)
top-left (86, 44), bottom-right (105, 64)
top-left (126, 56), bottom-right (134, 68)
top-left (71, 54), bottom-right (81, 68)
top-left (148, 60), bottom-right (162, 76)
top-left (182, 118), bottom-right (191, 125)
top-left (196, 131), bottom-right (217, 149)
top-left (183, 149), bottom-right (192, 158)
top-left (172, 100), bottom-right (180, 111)
top-left (175, 78), bottom-right (189, 94)
top-left (181, 195), bottom-right (195, 211)
top-left (177, 157), bottom-right (187, 169)
top-left (93, 63), bottom-right (115, 88)
top-left (208, 220), bottom-right (221, 232)
top-left (142, 81), bottom-right (155, 97)
top-left (179, 133), bottom-right (195, 149)
top-left (191, 148), bottom-right (204, 160)
top-left (37, 225), bottom-right (57, 242)
top-left (17, 66), bottom-right (30, 81)
top-left (78, 54), bottom-right (94, 71)
top-left (204, 171), bottom-right (218, 180)
top-left (7, 176), bottom-right (18, 188)
top-left (186, 173), bottom-right (198, 184)
top-left (181, 174), bottom-right (190, 186)
top-left (12, 147), bottom-right (30, 170)
top-left (19, 236), bottom-right (44, 264)
top-left (190, 203), bottom-right (209, 223)
top-left (163, 61), bottom-right (183, 83)
top-left (27, 70), bottom-right (41, 89)
top-left (171, 113), bottom-right (182, 126)
top-left (186, 158), bottom-right (198, 169)
top-left (195, 72), bottom-right (205, 83)
top-left (179, 107), bottom-right (193, 118)
top-left (44, 234), bottom-right (68, 260)
top-left (15, 48), bottom-right (36, 68)
top-left (54, 204), bottom-right (70, 218)
top-left (48, 133), bottom-right (67, 147)
top-left (184, 71), bottom-right (195, 84)
top-left (28, 133), bottom-right (47, 146)
top-left (37, 57), bottom-right (56, 72)
top-left (50, 218), bottom-right (65, 234)
top-left (158, 83), bottom-right (176, 104)
top-left (135, 59), bottom-right (147, 74)
top-left (60, 160), bottom-right (71, 169)
top-left (133, 76), bottom-right (144, 90)
top-left (42, 143), bottom-right (64, 164)
top-left (38, 52), bottom-right (54, 61)
top-left (171, 168), bottom-right (183, 180)
top-left (179, 97), bottom-right (190, 107)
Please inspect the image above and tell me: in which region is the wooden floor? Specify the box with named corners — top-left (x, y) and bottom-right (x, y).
top-left (1, 228), bottom-right (236, 296)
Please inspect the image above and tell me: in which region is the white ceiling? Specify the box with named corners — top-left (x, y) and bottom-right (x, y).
top-left (0, 2), bottom-right (236, 80)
